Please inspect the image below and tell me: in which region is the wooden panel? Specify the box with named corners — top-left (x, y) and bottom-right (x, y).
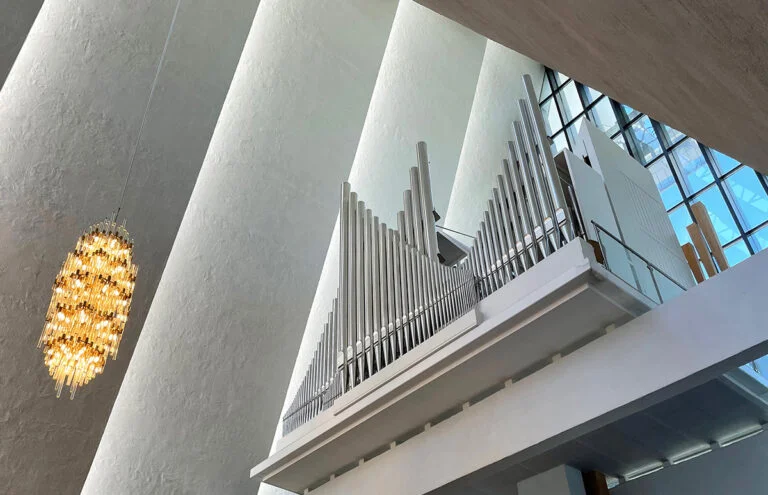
top-left (691, 202), bottom-right (729, 272)
top-left (686, 224), bottom-right (716, 277)
top-left (681, 243), bottom-right (704, 284)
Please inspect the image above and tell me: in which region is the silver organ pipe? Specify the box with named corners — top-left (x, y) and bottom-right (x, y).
top-left (512, 123), bottom-right (549, 259)
top-left (519, 100), bottom-right (557, 252)
top-left (522, 74), bottom-right (573, 243)
top-left (285, 73), bottom-right (577, 434)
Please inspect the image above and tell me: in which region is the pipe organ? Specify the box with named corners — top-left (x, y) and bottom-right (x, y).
top-left (282, 74), bottom-right (577, 434)
top-left (282, 142), bottom-right (477, 435)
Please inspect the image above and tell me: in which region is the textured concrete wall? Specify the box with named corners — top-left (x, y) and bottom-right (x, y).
top-left (444, 41), bottom-right (543, 235)
top-left (0, 0), bottom-right (43, 90)
top-left (0, 0), bottom-right (258, 493)
top-left (82, 0), bottom-right (398, 493)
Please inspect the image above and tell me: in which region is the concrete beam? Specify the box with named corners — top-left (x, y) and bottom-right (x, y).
top-left (307, 248), bottom-right (768, 494)
top-left (414, 0), bottom-right (768, 176)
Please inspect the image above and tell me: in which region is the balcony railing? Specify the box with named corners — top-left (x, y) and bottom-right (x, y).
top-left (592, 221), bottom-right (687, 304)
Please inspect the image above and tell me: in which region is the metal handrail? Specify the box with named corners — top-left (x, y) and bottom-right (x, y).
top-left (591, 220), bottom-right (687, 292)
top-left (282, 275), bottom-right (478, 425)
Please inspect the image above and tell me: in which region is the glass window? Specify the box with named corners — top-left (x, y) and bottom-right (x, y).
top-left (566, 116), bottom-right (585, 149)
top-left (621, 104), bottom-right (640, 121)
top-left (724, 240), bottom-right (750, 266)
top-left (613, 133), bottom-right (628, 152)
top-left (662, 124), bottom-right (685, 146)
top-left (749, 223), bottom-right (768, 252)
top-left (629, 116), bottom-right (662, 164)
top-left (539, 73), bottom-right (552, 101)
top-left (588, 97), bottom-right (619, 135)
top-left (557, 80), bottom-right (584, 122)
top-left (668, 205), bottom-right (693, 246)
top-left (648, 158), bottom-right (683, 209)
top-left (552, 70), bottom-right (569, 87)
top-left (710, 148), bottom-right (740, 175)
top-left (692, 186), bottom-right (740, 245)
top-left (551, 132), bottom-right (568, 156)
top-left (582, 85), bottom-right (602, 105)
top-left (540, 97), bottom-right (562, 136)
top-left (671, 139), bottom-right (714, 194)
top-left (724, 167), bottom-right (768, 230)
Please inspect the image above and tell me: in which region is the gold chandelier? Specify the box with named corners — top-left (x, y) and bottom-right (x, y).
top-left (38, 220), bottom-right (137, 398)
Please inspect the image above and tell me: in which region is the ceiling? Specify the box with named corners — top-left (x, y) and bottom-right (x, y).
top-left (414, 0), bottom-right (768, 177)
top-left (435, 371), bottom-right (768, 494)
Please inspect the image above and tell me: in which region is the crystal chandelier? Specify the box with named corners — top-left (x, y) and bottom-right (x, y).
top-left (38, 220), bottom-right (137, 398)
top-left (37, 0), bottom-right (182, 398)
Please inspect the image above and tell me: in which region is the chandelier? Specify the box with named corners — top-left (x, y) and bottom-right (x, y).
top-left (38, 220), bottom-right (137, 398)
top-left (37, 0), bottom-right (183, 398)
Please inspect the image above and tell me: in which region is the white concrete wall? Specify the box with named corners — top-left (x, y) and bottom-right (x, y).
top-left (82, 0), bottom-right (399, 493)
top-left (444, 41), bottom-right (543, 234)
top-left (612, 433), bottom-right (768, 495)
top-left (259, 2), bottom-right (485, 493)
top-left (0, 0), bottom-right (259, 492)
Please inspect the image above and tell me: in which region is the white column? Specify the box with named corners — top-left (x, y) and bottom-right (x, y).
top-left (0, 0), bottom-right (258, 493)
top-left (82, 0), bottom-right (398, 493)
top-left (259, 4), bottom-right (484, 493)
top-left (518, 465), bottom-right (587, 495)
top-left (444, 41), bottom-right (543, 234)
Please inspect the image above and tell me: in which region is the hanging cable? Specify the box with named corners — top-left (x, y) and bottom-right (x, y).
top-left (114, 0), bottom-right (183, 223)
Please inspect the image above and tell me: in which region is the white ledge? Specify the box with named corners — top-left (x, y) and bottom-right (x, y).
top-left (251, 239), bottom-right (653, 492)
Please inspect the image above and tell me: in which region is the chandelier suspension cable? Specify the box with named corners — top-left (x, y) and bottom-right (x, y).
top-left (435, 224), bottom-right (474, 239)
top-left (114, 0), bottom-right (183, 223)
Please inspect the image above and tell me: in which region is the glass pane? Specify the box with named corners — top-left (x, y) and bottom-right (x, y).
top-left (724, 167), bottom-right (768, 230)
top-left (692, 186), bottom-right (740, 244)
top-left (553, 70), bottom-right (569, 86)
top-left (668, 205), bottom-right (693, 245)
top-left (613, 133), bottom-right (628, 152)
top-left (539, 73), bottom-right (552, 101)
top-left (724, 240), bottom-right (750, 266)
top-left (671, 139), bottom-right (714, 194)
top-left (711, 148), bottom-right (740, 175)
top-left (588, 97), bottom-right (619, 135)
top-left (749, 223), bottom-right (768, 252)
top-left (566, 116), bottom-right (585, 149)
top-left (582, 85), bottom-right (602, 105)
top-left (648, 158), bottom-right (683, 209)
top-left (540, 97), bottom-right (562, 135)
top-left (629, 116), bottom-right (662, 164)
top-left (557, 80), bottom-right (583, 122)
top-left (551, 132), bottom-right (568, 155)
top-left (622, 104), bottom-right (640, 121)
top-left (662, 124), bottom-right (685, 146)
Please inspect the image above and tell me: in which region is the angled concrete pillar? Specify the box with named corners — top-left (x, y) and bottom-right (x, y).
top-left (0, 0), bottom-right (258, 492)
top-left (444, 41), bottom-right (543, 234)
top-left (259, 4), bottom-right (484, 493)
top-left (81, 0), bottom-right (398, 493)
